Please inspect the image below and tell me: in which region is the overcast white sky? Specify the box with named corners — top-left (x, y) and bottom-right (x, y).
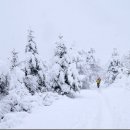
top-left (0, 0), bottom-right (130, 64)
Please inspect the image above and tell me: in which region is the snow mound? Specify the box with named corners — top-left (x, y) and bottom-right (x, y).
top-left (112, 75), bottom-right (130, 90)
top-left (0, 112), bottom-right (28, 129)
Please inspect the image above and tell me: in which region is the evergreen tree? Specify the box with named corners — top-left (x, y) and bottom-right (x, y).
top-left (0, 74), bottom-right (9, 96)
top-left (50, 35), bottom-right (81, 95)
top-left (10, 49), bottom-right (19, 71)
top-left (75, 48), bottom-right (101, 89)
top-left (8, 48), bottom-right (29, 97)
top-left (75, 50), bottom-right (87, 75)
top-left (122, 51), bottom-right (130, 75)
top-left (86, 48), bottom-right (101, 82)
top-left (0, 61), bottom-right (10, 96)
top-left (24, 30), bottom-right (46, 95)
top-left (76, 48), bottom-right (98, 75)
top-left (105, 48), bottom-right (123, 84)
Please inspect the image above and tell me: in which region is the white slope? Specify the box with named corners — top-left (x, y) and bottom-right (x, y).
top-left (13, 86), bottom-right (130, 129)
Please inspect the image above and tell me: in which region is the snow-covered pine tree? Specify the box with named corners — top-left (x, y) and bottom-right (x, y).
top-left (105, 48), bottom-right (123, 84)
top-left (0, 74), bottom-right (9, 96)
top-left (24, 30), bottom-right (46, 95)
top-left (7, 49), bottom-right (32, 112)
top-left (86, 48), bottom-right (96, 69)
top-left (75, 48), bottom-right (97, 75)
top-left (9, 49), bottom-right (28, 94)
top-left (50, 35), bottom-right (81, 95)
top-left (10, 49), bottom-right (19, 71)
top-left (68, 46), bottom-right (82, 91)
top-left (75, 48), bottom-right (101, 89)
top-left (75, 50), bottom-right (87, 75)
top-left (0, 61), bottom-right (10, 96)
top-left (122, 51), bottom-right (130, 75)
top-left (86, 48), bottom-right (101, 82)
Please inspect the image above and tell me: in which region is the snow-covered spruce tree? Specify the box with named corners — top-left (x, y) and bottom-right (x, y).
top-left (75, 48), bottom-right (101, 89)
top-left (105, 48), bottom-right (123, 84)
top-left (74, 50), bottom-right (87, 75)
top-left (0, 60), bottom-right (10, 96)
top-left (86, 48), bottom-right (101, 82)
top-left (24, 30), bottom-right (46, 95)
top-left (0, 74), bottom-right (9, 96)
top-left (68, 46), bottom-right (82, 90)
top-left (10, 49), bottom-right (19, 71)
top-left (50, 36), bottom-right (81, 95)
top-left (75, 49), bottom-right (97, 75)
top-left (0, 49), bottom-right (19, 96)
top-left (3, 49), bottom-right (31, 113)
top-left (0, 62), bottom-right (11, 120)
top-left (9, 49), bottom-right (28, 95)
top-left (122, 51), bottom-right (130, 75)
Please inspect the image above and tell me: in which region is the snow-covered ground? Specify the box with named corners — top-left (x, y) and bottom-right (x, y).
top-left (1, 84), bottom-right (130, 129)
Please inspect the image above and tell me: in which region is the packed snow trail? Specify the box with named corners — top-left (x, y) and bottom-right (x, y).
top-left (96, 89), bottom-right (114, 129)
top-left (4, 86), bottom-right (130, 129)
